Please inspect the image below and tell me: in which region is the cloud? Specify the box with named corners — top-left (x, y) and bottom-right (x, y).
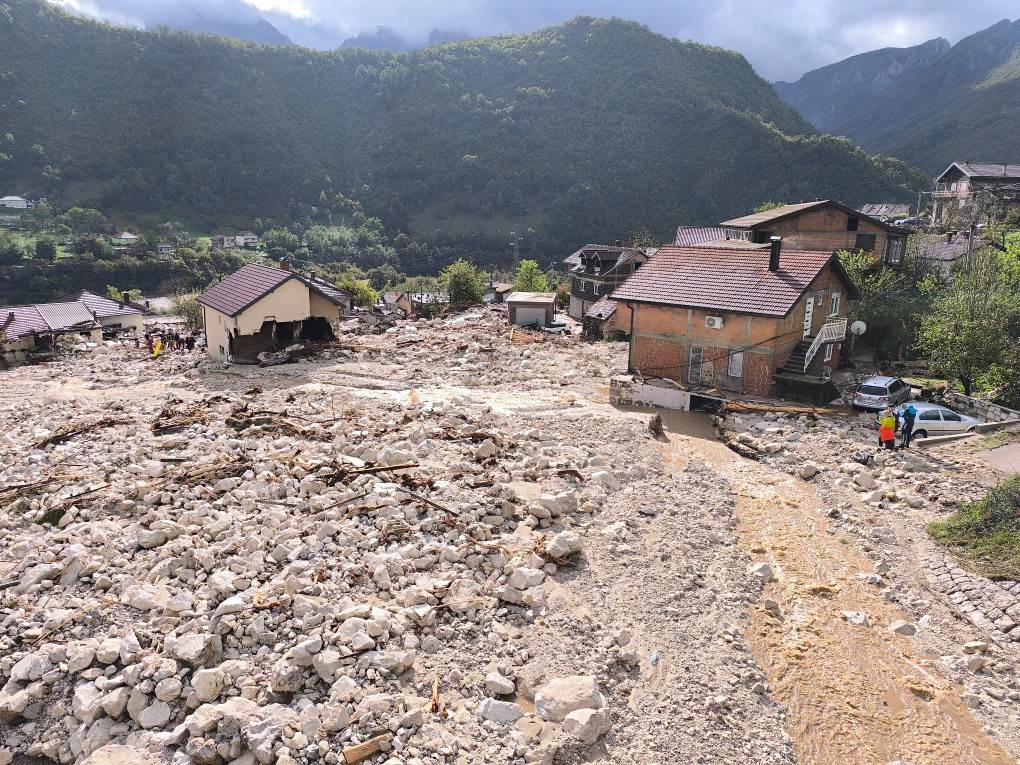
top-left (49, 0), bottom-right (1017, 80)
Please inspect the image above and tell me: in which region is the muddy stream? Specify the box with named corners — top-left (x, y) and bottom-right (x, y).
top-left (659, 412), bottom-right (1013, 765)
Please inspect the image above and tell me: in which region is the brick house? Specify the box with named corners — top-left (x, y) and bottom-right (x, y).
top-left (719, 200), bottom-right (907, 268)
top-left (611, 240), bottom-right (858, 400)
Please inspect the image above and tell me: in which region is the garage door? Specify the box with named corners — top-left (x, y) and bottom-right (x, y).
top-left (514, 305), bottom-right (547, 326)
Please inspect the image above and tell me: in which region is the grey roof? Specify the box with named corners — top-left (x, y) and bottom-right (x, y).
top-left (675, 226), bottom-right (726, 246)
top-left (34, 302), bottom-right (102, 332)
top-left (942, 162), bottom-right (1020, 180)
top-left (914, 232), bottom-right (986, 263)
top-left (297, 273), bottom-right (351, 306)
top-left (197, 263), bottom-right (293, 317)
top-left (721, 200), bottom-right (900, 233)
top-left (78, 289), bottom-right (146, 318)
top-left (859, 203), bottom-right (911, 219)
top-left (584, 297), bottom-right (618, 321)
top-left (0, 305), bottom-right (48, 341)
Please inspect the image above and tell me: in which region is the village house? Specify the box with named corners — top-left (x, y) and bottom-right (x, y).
top-left (1, 301), bottom-right (103, 362)
top-left (506, 292), bottom-right (557, 328)
top-left (197, 260), bottom-right (352, 363)
top-left (581, 296), bottom-right (623, 341)
top-left (238, 231), bottom-right (259, 249)
top-left (931, 161), bottom-right (1020, 226)
top-left (913, 229), bottom-right (988, 275)
top-left (484, 280), bottom-right (514, 304)
top-left (611, 239), bottom-right (858, 403)
top-left (0, 195), bottom-right (31, 209)
top-left (858, 203), bottom-right (912, 222)
top-left (380, 291), bottom-right (414, 317)
top-left (0, 195), bottom-right (33, 227)
top-left (210, 234), bottom-right (237, 252)
top-left (77, 289), bottom-right (148, 333)
top-left (111, 231), bottom-right (140, 247)
top-left (563, 243), bottom-right (653, 321)
top-left (156, 242), bottom-right (175, 259)
top-left (407, 292), bottom-right (449, 314)
top-left (717, 200), bottom-right (908, 268)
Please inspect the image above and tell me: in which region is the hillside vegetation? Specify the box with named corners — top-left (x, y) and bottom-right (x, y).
top-left (0, 0), bottom-right (924, 270)
top-left (776, 19), bottom-right (1020, 173)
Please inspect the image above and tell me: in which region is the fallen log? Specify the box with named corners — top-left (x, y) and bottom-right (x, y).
top-left (723, 401), bottom-right (847, 416)
top-left (342, 733), bottom-right (393, 765)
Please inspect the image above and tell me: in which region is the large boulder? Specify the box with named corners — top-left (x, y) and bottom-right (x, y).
top-left (82, 744), bottom-right (160, 765)
top-left (534, 676), bottom-right (606, 722)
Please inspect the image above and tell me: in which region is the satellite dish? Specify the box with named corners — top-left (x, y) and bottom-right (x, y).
top-left (850, 320), bottom-right (867, 336)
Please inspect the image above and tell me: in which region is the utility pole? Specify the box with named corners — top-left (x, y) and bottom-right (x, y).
top-left (509, 231), bottom-right (521, 273)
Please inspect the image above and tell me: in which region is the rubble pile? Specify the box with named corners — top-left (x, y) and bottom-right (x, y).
top-left (0, 312), bottom-right (798, 765)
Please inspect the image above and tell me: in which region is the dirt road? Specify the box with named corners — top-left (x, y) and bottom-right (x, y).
top-left (661, 419), bottom-right (1014, 765)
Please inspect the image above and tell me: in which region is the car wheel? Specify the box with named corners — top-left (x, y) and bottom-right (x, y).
top-left (913, 430), bottom-right (927, 439)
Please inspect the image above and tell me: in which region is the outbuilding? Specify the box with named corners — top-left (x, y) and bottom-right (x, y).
top-left (506, 292), bottom-right (557, 328)
top-left (77, 289), bottom-right (148, 333)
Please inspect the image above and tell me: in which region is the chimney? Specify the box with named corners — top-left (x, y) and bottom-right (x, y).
top-left (279, 258), bottom-right (290, 272)
top-left (946, 232), bottom-right (954, 243)
top-left (614, 239), bottom-right (622, 247)
top-left (768, 236), bottom-right (782, 272)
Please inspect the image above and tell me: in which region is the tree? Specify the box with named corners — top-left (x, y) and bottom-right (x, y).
top-left (0, 232), bottom-right (25, 267)
top-left (754, 199), bottom-right (786, 213)
top-left (56, 206), bottom-right (108, 235)
top-left (514, 259), bottom-right (549, 292)
top-left (106, 285), bottom-right (143, 303)
top-left (629, 226), bottom-right (658, 248)
top-left (442, 259), bottom-right (484, 308)
top-left (917, 249), bottom-right (1020, 395)
top-left (75, 234), bottom-right (114, 260)
top-left (171, 293), bottom-right (203, 331)
top-left (337, 276), bottom-right (379, 308)
top-left (34, 237), bottom-right (57, 262)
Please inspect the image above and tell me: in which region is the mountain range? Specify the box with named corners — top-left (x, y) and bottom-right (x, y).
top-left (1, 0), bottom-right (924, 268)
top-left (775, 18), bottom-right (1020, 173)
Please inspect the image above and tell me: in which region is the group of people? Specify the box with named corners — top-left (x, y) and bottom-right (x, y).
top-left (877, 402), bottom-right (918, 450)
top-left (142, 331), bottom-right (196, 358)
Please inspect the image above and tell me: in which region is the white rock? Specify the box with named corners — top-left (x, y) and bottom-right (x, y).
top-left (509, 567), bottom-right (546, 590)
top-left (748, 562), bottom-right (774, 583)
top-left (854, 473), bottom-right (879, 490)
top-left (474, 439), bottom-right (498, 460)
top-left (798, 463), bottom-right (819, 479)
top-left (81, 744), bottom-right (160, 765)
top-left (138, 700), bottom-right (172, 729)
top-left (841, 610), bottom-right (869, 627)
top-left (95, 638), bottom-right (122, 664)
top-left (561, 706), bottom-right (611, 744)
top-left (485, 671), bottom-right (516, 696)
top-left (191, 668), bottom-right (225, 703)
top-left (544, 530), bottom-right (583, 559)
top-left (534, 676), bottom-right (606, 722)
top-left (476, 698), bottom-right (524, 724)
top-left (155, 677), bottom-right (184, 701)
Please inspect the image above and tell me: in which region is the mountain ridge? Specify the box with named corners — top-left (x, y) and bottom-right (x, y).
top-left (0, 1), bottom-right (925, 268)
top-left (775, 19), bottom-right (1020, 173)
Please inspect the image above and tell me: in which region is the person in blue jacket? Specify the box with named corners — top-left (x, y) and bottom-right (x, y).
top-left (899, 402), bottom-right (917, 449)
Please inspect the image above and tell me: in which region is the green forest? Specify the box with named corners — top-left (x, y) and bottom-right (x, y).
top-left (1, 0), bottom-right (927, 279)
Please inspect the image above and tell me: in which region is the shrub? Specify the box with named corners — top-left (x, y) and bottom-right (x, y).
top-left (929, 476), bottom-right (1020, 578)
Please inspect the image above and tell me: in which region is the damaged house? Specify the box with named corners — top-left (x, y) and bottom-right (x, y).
top-left (198, 261), bottom-right (352, 363)
top-left (1, 302), bottom-right (103, 363)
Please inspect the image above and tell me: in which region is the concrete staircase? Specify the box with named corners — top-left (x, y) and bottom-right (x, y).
top-left (779, 340), bottom-right (814, 376)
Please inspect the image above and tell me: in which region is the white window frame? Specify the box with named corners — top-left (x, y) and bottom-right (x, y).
top-left (728, 351), bottom-right (744, 378)
top-left (824, 343), bottom-right (834, 362)
top-left (829, 292), bottom-right (841, 317)
top-left (688, 346), bottom-right (704, 384)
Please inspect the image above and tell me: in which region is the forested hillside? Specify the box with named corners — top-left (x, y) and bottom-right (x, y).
top-left (776, 19), bottom-right (1020, 173)
top-left (0, 0), bottom-right (924, 269)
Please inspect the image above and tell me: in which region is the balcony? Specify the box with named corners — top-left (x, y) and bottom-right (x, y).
top-left (933, 183), bottom-right (968, 197)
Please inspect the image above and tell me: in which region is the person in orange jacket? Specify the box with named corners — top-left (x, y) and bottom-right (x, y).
top-left (878, 408), bottom-right (896, 450)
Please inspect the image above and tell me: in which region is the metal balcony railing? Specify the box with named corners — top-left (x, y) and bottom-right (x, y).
top-left (804, 318), bottom-right (847, 372)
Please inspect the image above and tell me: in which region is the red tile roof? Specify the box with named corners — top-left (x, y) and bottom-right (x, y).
top-left (197, 263), bottom-right (293, 317)
top-left (611, 245), bottom-right (855, 318)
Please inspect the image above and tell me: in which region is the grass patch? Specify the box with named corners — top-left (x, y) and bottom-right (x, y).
top-left (929, 476), bottom-right (1020, 579)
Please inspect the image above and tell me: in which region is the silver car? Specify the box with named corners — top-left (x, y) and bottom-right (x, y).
top-left (906, 402), bottom-right (982, 438)
top-left (852, 375), bottom-right (911, 412)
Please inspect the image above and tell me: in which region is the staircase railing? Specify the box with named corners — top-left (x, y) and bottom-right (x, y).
top-left (804, 318), bottom-right (847, 372)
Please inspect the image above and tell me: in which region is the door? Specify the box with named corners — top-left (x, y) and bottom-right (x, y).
top-left (802, 298), bottom-right (814, 339)
top-left (917, 409), bottom-right (942, 435)
top-left (938, 409), bottom-right (965, 434)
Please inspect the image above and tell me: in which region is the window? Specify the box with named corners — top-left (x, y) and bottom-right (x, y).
top-left (593, 284), bottom-right (600, 295)
top-left (941, 410), bottom-right (962, 422)
top-left (728, 351), bottom-right (744, 378)
top-left (829, 292), bottom-right (841, 317)
top-left (855, 233), bottom-right (877, 252)
top-left (950, 181), bottom-right (958, 192)
top-left (920, 410), bottom-right (940, 421)
top-left (885, 237), bottom-right (905, 266)
top-left (824, 343), bottom-right (834, 362)
top-left (688, 346), bottom-right (704, 384)
top-left (846, 216), bottom-right (859, 231)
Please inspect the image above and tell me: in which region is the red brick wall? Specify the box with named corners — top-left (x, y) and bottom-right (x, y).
top-left (631, 334), bottom-right (685, 379)
top-left (769, 206), bottom-right (899, 263)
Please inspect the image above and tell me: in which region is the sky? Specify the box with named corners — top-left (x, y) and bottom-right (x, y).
top-left (51, 0), bottom-right (1018, 80)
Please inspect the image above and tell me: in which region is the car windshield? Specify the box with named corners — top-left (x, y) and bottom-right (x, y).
top-left (858, 385), bottom-right (887, 395)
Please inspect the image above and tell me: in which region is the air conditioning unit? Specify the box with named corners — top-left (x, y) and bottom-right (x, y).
top-left (705, 316), bottom-right (724, 329)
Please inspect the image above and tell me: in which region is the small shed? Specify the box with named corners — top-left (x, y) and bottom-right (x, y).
top-left (506, 292), bottom-right (556, 328)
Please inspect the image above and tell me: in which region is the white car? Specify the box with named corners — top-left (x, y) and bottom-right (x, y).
top-left (904, 402), bottom-right (982, 438)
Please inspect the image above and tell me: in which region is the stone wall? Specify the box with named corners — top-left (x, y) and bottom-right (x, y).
top-left (943, 391), bottom-right (1020, 423)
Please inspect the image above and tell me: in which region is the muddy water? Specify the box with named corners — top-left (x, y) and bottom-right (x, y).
top-left (662, 427), bottom-right (1013, 765)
